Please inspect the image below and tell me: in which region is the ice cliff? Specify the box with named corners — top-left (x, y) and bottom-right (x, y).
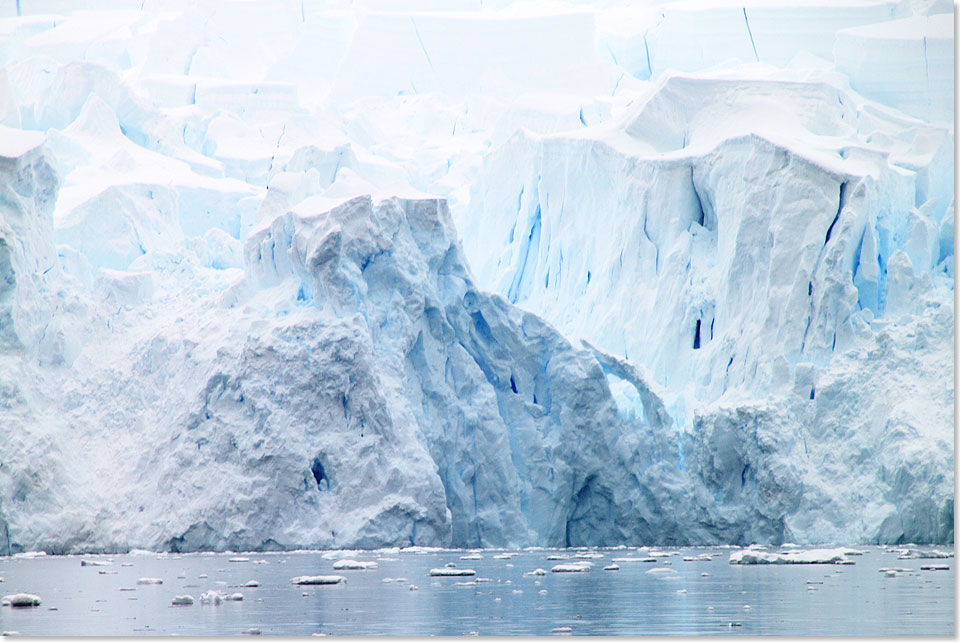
top-left (0, 0), bottom-right (953, 552)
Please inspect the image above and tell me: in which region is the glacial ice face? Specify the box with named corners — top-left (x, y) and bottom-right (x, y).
top-left (0, 0), bottom-right (953, 551)
top-left (462, 69), bottom-right (954, 545)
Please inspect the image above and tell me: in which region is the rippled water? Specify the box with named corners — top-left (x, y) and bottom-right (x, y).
top-left (0, 546), bottom-right (953, 636)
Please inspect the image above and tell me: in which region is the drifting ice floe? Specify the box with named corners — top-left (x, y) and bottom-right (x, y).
top-left (136, 578), bottom-right (163, 585)
top-left (729, 548), bottom-right (854, 565)
top-left (429, 568), bottom-right (476, 577)
top-left (1, 594), bottom-right (41, 607)
top-left (550, 563), bottom-right (591, 573)
top-left (290, 576), bottom-right (347, 585)
top-left (171, 595), bottom-right (194, 606)
top-left (332, 560), bottom-right (378, 570)
top-left (646, 568), bottom-right (677, 575)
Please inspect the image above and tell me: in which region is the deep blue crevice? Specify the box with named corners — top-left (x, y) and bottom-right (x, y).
top-left (310, 456), bottom-right (328, 490)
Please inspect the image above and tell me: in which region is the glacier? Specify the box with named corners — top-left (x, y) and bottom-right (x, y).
top-left (0, 0), bottom-right (953, 553)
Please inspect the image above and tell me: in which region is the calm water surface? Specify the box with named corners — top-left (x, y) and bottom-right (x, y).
top-left (0, 546), bottom-right (953, 636)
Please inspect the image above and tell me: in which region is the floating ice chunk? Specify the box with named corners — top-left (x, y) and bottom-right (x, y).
top-left (429, 568), bottom-right (475, 577)
top-left (80, 559), bottom-right (112, 567)
top-left (242, 628), bottom-right (261, 635)
top-left (743, 605), bottom-right (752, 610)
top-left (645, 568), bottom-right (677, 575)
top-left (551, 626), bottom-right (572, 634)
top-left (409, 585), bottom-right (419, 591)
top-left (545, 554), bottom-right (569, 561)
top-left (524, 569), bottom-right (548, 577)
top-left (381, 578), bottom-right (409, 583)
top-left (229, 557), bottom-right (250, 563)
top-left (648, 551), bottom-right (677, 558)
top-left (682, 554), bottom-right (713, 562)
top-left (98, 570), bottom-right (117, 575)
top-left (512, 590), bottom-right (523, 594)
top-left (253, 560), bottom-right (269, 565)
top-left (492, 553), bottom-right (517, 560)
top-left (121, 563), bottom-right (133, 567)
top-left (700, 573), bottom-right (711, 577)
top-left (454, 581), bottom-right (476, 587)
top-left (729, 549), bottom-right (851, 565)
top-left (2, 594), bottom-right (41, 607)
top-left (603, 564), bottom-right (620, 571)
top-left (920, 565), bottom-right (950, 571)
top-left (676, 589), bottom-right (687, 594)
top-left (291, 576), bottom-right (347, 585)
top-left (198, 574), bottom-right (208, 579)
top-left (539, 590), bottom-right (548, 596)
top-left (898, 549), bottom-right (954, 560)
top-left (1, 631), bottom-right (20, 636)
top-left (244, 581), bottom-right (260, 588)
top-left (332, 560), bottom-right (378, 570)
top-left (137, 578), bottom-right (163, 585)
top-left (227, 593), bottom-right (244, 601)
top-left (12, 552), bottom-right (46, 560)
top-left (611, 557), bottom-right (657, 563)
top-left (171, 595), bottom-right (194, 606)
top-left (201, 591), bottom-right (225, 605)
top-left (573, 552), bottom-right (604, 559)
top-left (550, 563), bottom-right (590, 573)
top-left (460, 554), bottom-right (483, 560)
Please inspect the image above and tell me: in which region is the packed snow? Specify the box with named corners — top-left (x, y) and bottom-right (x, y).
top-left (0, 0), bottom-right (952, 554)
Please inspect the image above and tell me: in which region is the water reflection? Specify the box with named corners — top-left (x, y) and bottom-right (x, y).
top-left (0, 546), bottom-right (953, 636)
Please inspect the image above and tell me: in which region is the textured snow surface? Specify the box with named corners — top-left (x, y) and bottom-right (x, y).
top-left (0, 0), bottom-right (953, 552)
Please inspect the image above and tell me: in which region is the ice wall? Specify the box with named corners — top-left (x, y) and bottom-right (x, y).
top-left (0, 0), bottom-right (953, 551)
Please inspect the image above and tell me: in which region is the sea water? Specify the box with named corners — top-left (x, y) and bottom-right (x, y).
top-left (0, 546), bottom-right (953, 636)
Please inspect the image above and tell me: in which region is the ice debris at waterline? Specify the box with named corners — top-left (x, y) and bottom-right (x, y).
top-left (1, 594), bottom-right (42, 608)
top-left (729, 548), bottom-right (862, 565)
top-left (290, 576), bottom-right (346, 586)
top-left (0, 0), bottom-right (952, 554)
top-left (332, 560), bottom-right (378, 570)
top-left (429, 567), bottom-right (476, 577)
